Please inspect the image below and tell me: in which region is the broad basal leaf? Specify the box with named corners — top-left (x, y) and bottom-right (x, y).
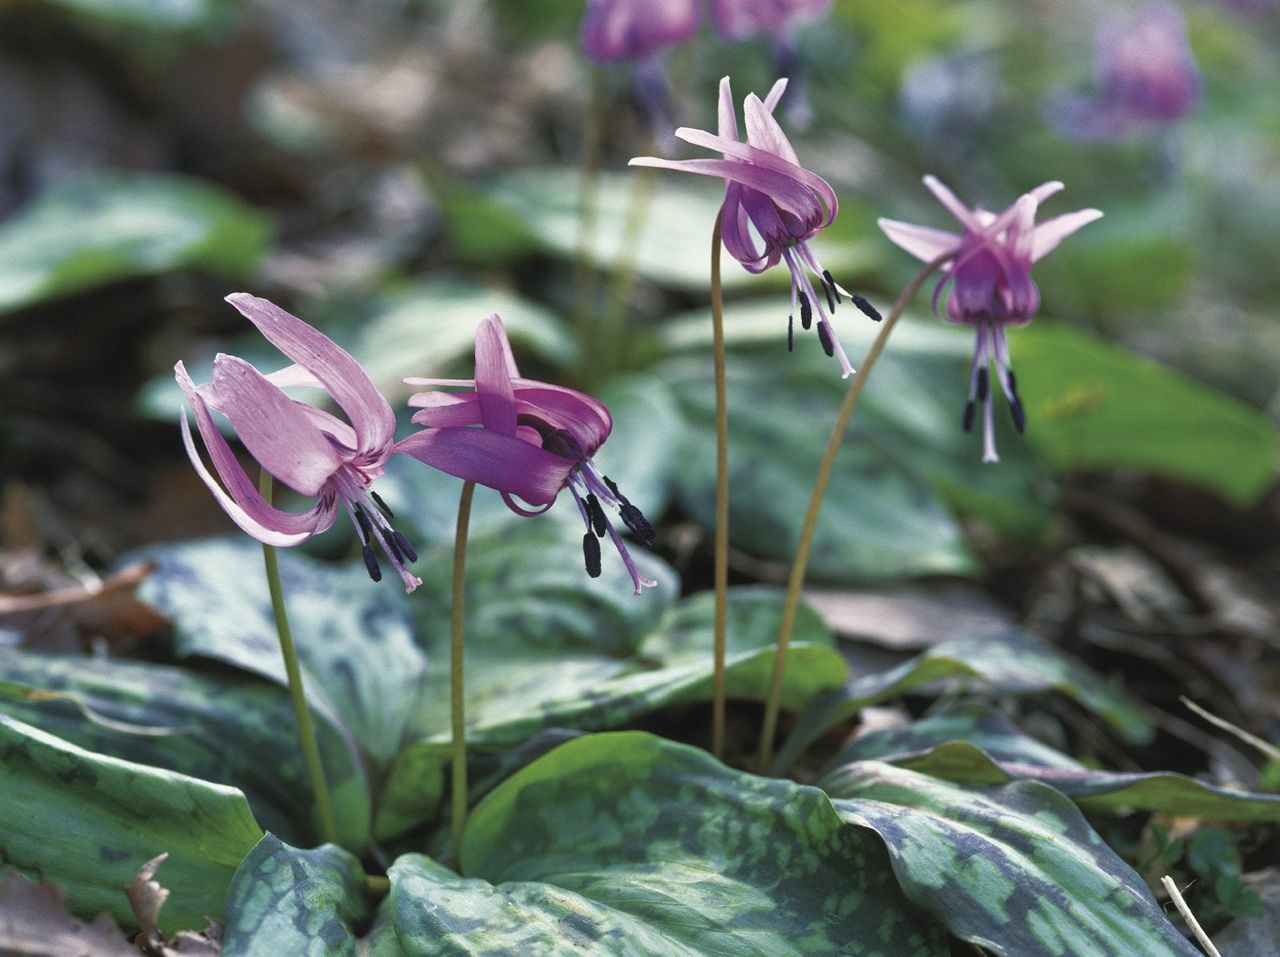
top-left (0, 713), bottom-right (262, 932)
top-left (387, 732), bottom-right (948, 956)
top-left (0, 174), bottom-right (270, 315)
top-left (825, 761), bottom-right (1199, 956)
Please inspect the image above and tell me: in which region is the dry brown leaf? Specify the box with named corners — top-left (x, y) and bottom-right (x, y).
top-left (802, 583), bottom-right (1015, 650)
top-left (125, 854), bottom-right (221, 957)
top-left (0, 871), bottom-right (137, 957)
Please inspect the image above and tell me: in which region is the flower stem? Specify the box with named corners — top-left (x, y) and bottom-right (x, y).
top-left (257, 471), bottom-right (339, 846)
top-left (757, 254), bottom-right (951, 773)
top-left (710, 213), bottom-right (729, 762)
top-left (450, 480), bottom-right (476, 867)
top-left (573, 68), bottom-right (606, 381)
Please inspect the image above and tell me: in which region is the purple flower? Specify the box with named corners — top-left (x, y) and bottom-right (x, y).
top-left (630, 76), bottom-right (880, 378)
top-left (878, 176), bottom-right (1102, 462)
top-left (175, 294), bottom-right (422, 592)
top-left (397, 315), bottom-right (658, 595)
top-left (580, 0), bottom-right (700, 64)
top-left (1052, 2), bottom-right (1200, 142)
top-left (708, 0), bottom-right (831, 41)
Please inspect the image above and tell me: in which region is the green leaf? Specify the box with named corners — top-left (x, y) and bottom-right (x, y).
top-left (773, 630), bottom-right (1153, 772)
top-left (31, 0), bottom-right (242, 35)
top-left (825, 761), bottom-right (1199, 957)
top-left (482, 167), bottom-right (876, 291)
top-left (386, 732), bottom-right (948, 955)
top-left (0, 713), bottom-right (262, 932)
top-left (0, 653), bottom-right (369, 847)
top-left (222, 834), bottom-right (372, 956)
top-left (0, 174), bottom-right (271, 315)
top-left (1016, 321), bottom-right (1278, 506)
top-left (834, 700), bottom-right (1280, 822)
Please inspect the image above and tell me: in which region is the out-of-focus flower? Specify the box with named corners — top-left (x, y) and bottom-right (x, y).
top-left (580, 0), bottom-right (700, 147)
top-left (708, 0), bottom-right (832, 128)
top-left (878, 176), bottom-right (1102, 462)
top-left (631, 76), bottom-right (880, 377)
top-left (176, 294), bottom-right (421, 591)
top-left (398, 315), bottom-right (657, 595)
top-left (1051, 1), bottom-right (1200, 142)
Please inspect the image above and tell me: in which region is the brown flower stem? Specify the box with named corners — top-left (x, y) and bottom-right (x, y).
top-left (757, 254), bottom-right (952, 773)
top-left (450, 480), bottom-right (476, 867)
top-left (258, 471), bottom-right (339, 846)
top-left (710, 213), bottom-right (729, 762)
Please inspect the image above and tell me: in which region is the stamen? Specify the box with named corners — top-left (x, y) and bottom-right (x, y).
top-left (977, 367), bottom-right (989, 402)
top-left (620, 502), bottom-right (656, 545)
top-left (585, 493), bottom-right (608, 537)
top-left (822, 274), bottom-right (837, 313)
top-left (852, 295), bottom-right (882, 322)
top-left (817, 321), bottom-right (834, 358)
top-left (380, 528), bottom-right (404, 563)
top-left (354, 506), bottom-right (374, 545)
top-left (962, 400), bottom-right (976, 433)
top-left (787, 313), bottom-right (794, 352)
top-left (1010, 398), bottom-right (1026, 434)
top-left (799, 291), bottom-right (812, 330)
top-left (582, 531), bottom-right (602, 578)
top-left (822, 269), bottom-right (843, 304)
top-left (369, 490), bottom-right (394, 520)
top-left (393, 530), bottom-right (417, 563)
top-left (362, 545), bottom-right (382, 582)
top-left (1007, 370), bottom-right (1019, 396)
top-left (603, 476), bottom-right (620, 498)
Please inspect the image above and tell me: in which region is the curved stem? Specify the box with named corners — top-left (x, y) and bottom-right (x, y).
top-left (757, 254), bottom-right (952, 773)
top-left (258, 471), bottom-right (339, 846)
top-left (450, 480), bottom-right (476, 867)
top-left (573, 68), bottom-right (606, 381)
top-left (711, 213), bottom-right (729, 762)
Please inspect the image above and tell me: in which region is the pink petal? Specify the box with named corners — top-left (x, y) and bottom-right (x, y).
top-left (877, 218), bottom-right (961, 263)
top-left (394, 428), bottom-right (574, 507)
top-left (922, 175), bottom-right (983, 233)
top-left (210, 355), bottom-right (347, 498)
top-left (629, 156), bottom-right (825, 226)
top-left (717, 75), bottom-right (739, 142)
top-left (511, 383), bottom-right (613, 451)
top-left (404, 377), bottom-right (478, 390)
top-left (225, 294), bottom-right (395, 454)
top-left (408, 392), bottom-right (484, 428)
top-left (762, 78), bottom-right (789, 114)
top-left (1030, 208), bottom-right (1104, 262)
top-left (743, 92), bottom-right (800, 165)
top-left (474, 315), bottom-right (518, 436)
top-left (176, 362), bottom-right (335, 546)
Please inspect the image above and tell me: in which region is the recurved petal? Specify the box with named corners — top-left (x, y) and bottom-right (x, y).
top-left (743, 92), bottom-right (800, 165)
top-left (225, 293), bottom-right (395, 454)
top-left (762, 77), bottom-right (788, 114)
top-left (210, 354), bottom-right (347, 497)
top-left (629, 155), bottom-right (824, 226)
top-left (1030, 208), bottom-right (1104, 262)
top-left (720, 183), bottom-right (771, 270)
top-left (474, 315), bottom-right (519, 436)
top-left (716, 75), bottom-right (739, 142)
top-left (877, 218), bottom-right (962, 263)
top-left (512, 382), bottom-right (613, 451)
top-left (922, 175), bottom-right (983, 233)
top-left (408, 391), bottom-right (483, 428)
top-left (394, 428), bottom-right (575, 506)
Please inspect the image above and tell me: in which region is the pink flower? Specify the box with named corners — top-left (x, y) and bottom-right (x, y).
top-left (176, 294), bottom-right (421, 591)
top-left (398, 315), bottom-right (657, 595)
top-left (878, 176), bottom-right (1102, 462)
top-left (580, 0), bottom-right (700, 64)
top-left (708, 0), bottom-right (832, 41)
top-left (631, 76), bottom-right (880, 378)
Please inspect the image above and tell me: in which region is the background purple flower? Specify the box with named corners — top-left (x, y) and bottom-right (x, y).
top-left (176, 294), bottom-right (421, 591)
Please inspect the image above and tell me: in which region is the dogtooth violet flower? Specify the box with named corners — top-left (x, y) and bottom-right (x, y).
top-left (175, 293), bottom-right (422, 591)
top-left (708, 0), bottom-right (832, 128)
top-left (878, 176), bottom-right (1102, 462)
top-left (630, 76), bottom-right (881, 378)
top-left (580, 0), bottom-right (700, 148)
top-left (1051, 1), bottom-right (1200, 142)
top-left (397, 315), bottom-right (658, 595)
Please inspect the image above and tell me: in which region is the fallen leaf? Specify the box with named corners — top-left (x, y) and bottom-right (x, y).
top-left (0, 871), bottom-right (137, 957)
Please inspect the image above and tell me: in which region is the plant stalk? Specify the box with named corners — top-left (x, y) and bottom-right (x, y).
top-left (258, 471), bottom-right (339, 846)
top-left (757, 254), bottom-right (952, 773)
top-left (710, 213), bottom-right (729, 762)
top-left (450, 480), bottom-right (477, 866)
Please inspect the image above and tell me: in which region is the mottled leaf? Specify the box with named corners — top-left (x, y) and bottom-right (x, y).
top-left (222, 835), bottom-right (371, 957)
top-left (385, 731), bottom-right (948, 956)
top-left (0, 175), bottom-right (270, 315)
top-left (773, 629), bottom-right (1153, 772)
top-left (0, 653), bottom-right (368, 847)
top-left (825, 761), bottom-right (1199, 957)
top-left (0, 713), bottom-right (263, 932)
top-left (836, 700), bottom-right (1280, 822)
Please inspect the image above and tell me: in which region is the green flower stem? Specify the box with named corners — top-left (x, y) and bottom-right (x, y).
top-left (257, 471), bottom-right (339, 846)
top-left (598, 161), bottom-right (658, 379)
top-left (710, 213), bottom-right (729, 762)
top-left (573, 68), bottom-right (606, 379)
top-left (450, 480), bottom-right (477, 866)
top-left (757, 254), bottom-right (953, 773)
